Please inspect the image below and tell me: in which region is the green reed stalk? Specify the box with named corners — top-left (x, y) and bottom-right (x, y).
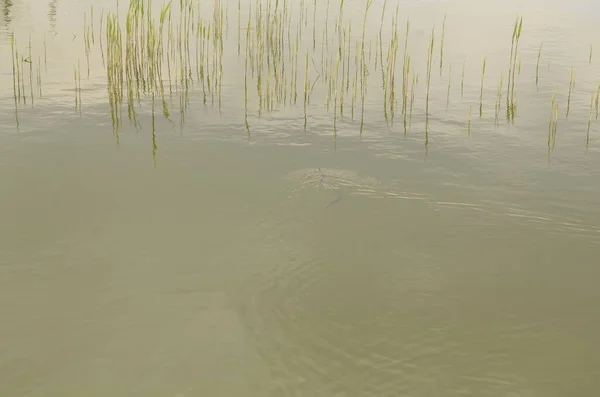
top-left (78, 58), bottom-right (82, 114)
top-left (10, 33), bottom-right (17, 104)
top-left (74, 64), bottom-right (78, 110)
top-left (44, 34), bottom-right (47, 70)
top-left (312, 0), bottom-right (316, 49)
top-left (588, 90), bottom-right (594, 138)
top-left (237, 0), bottom-right (241, 55)
top-left (28, 35), bottom-right (33, 106)
top-left (346, 22), bottom-right (351, 94)
top-left (595, 82), bottom-right (600, 120)
top-left (359, 0), bottom-right (374, 135)
top-left (590, 45), bottom-right (593, 64)
top-left (304, 51), bottom-right (309, 129)
top-left (37, 56), bottom-right (42, 98)
top-left (401, 19), bottom-right (410, 117)
top-left (495, 73), bottom-right (503, 124)
top-left (325, 0), bottom-right (330, 49)
top-left (566, 66), bottom-right (574, 119)
top-left (409, 72), bottom-right (416, 130)
top-left (479, 57), bottom-right (486, 118)
top-left (507, 16), bottom-right (523, 121)
top-left (425, 26), bottom-right (434, 132)
top-left (548, 89), bottom-right (558, 151)
top-left (439, 13), bottom-right (445, 76)
top-left (378, 0), bottom-right (388, 73)
top-left (20, 56), bottom-right (26, 104)
top-left (151, 93), bottom-right (157, 164)
top-left (536, 42), bottom-right (542, 89)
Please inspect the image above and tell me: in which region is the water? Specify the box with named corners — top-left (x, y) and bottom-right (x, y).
top-left (1, 0), bottom-right (600, 395)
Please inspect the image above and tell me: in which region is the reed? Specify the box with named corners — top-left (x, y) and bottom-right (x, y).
top-left (28, 35), bottom-right (34, 106)
top-left (439, 13), bottom-right (446, 76)
top-left (359, 0), bottom-right (374, 135)
top-left (244, 7), bottom-right (251, 136)
top-left (409, 72), bottom-right (416, 130)
top-left (595, 82), bottom-right (600, 120)
top-left (468, 105), bottom-right (472, 135)
top-left (587, 90), bottom-right (594, 140)
top-left (401, 19), bottom-right (410, 121)
top-left (20, 56), bottom-right (25, 105)
top-left (151, 92), bottom-right (157, 165)
top-left (44, 33), bottom-right (48, 71)
top-left (74, 64), bottom-right (79, 111)
top-left (495, 73), bottom-right (503, 124)
top-left (536, 42), bottom-right (542, 89)
top-left (10, 33), bottom-right (18, 104)
top-left (425, 26), bottom-right (434, 132)
top-left (479, 57), bottom-right (486, 118)
top-left (506, 16), bottom-right (523, 122)
top-left (566, 66), bottom-right (574, 119)
top-left (37, 56), bottom-right (42, 98)
top-left (548, 89), bottom-right (558, 151)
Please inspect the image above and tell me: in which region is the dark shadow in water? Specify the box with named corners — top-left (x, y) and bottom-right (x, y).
top-left (326, 194), bottom-right (342, 208)
top-left (2, 0), bottom-right (13, 27)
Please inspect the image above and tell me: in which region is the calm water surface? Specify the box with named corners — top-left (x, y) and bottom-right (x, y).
top-left (1, 0), bottom-right (600, 395)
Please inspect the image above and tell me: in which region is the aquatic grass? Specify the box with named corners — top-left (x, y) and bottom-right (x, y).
top-left (595, 82), bottom-right (600, 120)
top-left (468, 104), bottom-right (472, 135)
top-left (439, 13), bottom-right (446, 76)
top-left (566, 66), bottom-right (574, 119)
top-left (377, 0), bottom-right (387, 74)
top-left (44, 33), bottom-right (47, 71)
top-left (28, 35), bottom-right (34, 106)
top-left (74, 63), bottom-right (79, 111)
top-left (359, 0), bottom-right (375, 135)
top-left (401, 18), bottom-right (410, 127)
top-left (10, 33), bottom-right (18, 104)
top-left (479, 57), bottom-right (486, 118)
top-left (425, 26), bottom-right (435, 133)
top-left (548, 89), bottom-right (558, 152)
top-left (408, 72), bottom-right (416, 131)
top-left (536, 42), bottom-right (542, 89)
top-left (506, 16), bottom-right (523, 122)
top-left (20, 0), bottom-right (599, 153)
top-left (494, 73), bottom-right (503, 124)
top-left (37, 56), bottom-right (42, 98)
top-left (10, 32), bottom-right (20, 129)
top-left (20, 55), bottom-right (26, 105)
top-left (587, 89), bottom-right (594, 144)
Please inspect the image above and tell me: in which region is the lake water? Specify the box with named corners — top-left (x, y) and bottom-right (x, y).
top-left (1, 0), bottom-right (600, 395)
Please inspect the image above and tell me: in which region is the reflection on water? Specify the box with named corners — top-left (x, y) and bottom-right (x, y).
top-left (48, 0), bottom-right (57, 32)
top-left (1, 0), bottom-right (13, 27)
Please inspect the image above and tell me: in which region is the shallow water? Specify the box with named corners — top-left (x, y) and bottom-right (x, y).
top-left (1, 0), bottom-right (600, 395)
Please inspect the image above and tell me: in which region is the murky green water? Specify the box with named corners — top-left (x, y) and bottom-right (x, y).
top-left (1, 0), bottom-right (600, 395)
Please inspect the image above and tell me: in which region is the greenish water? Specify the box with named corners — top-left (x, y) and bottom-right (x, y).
top-left (1, 0), bottom-right (600, 395)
